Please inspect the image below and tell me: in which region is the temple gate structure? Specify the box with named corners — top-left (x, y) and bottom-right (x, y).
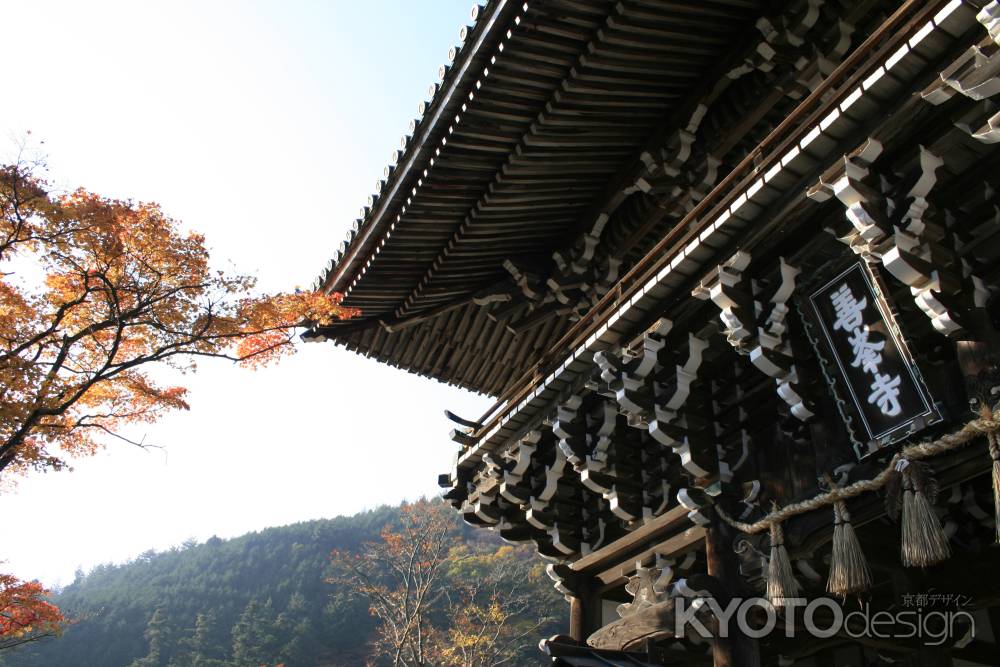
top-left (306, 1), bottom-right (1000, 664)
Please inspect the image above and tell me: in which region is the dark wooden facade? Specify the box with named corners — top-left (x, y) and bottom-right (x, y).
top-left (309, 1), bottom-right (1000, 664)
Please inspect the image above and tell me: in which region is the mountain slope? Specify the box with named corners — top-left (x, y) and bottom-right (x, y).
top-left (1, 504), bottom-right (561, 667)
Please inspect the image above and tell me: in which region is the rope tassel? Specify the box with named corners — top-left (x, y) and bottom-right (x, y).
top-left (991, 436), bottom-right (1000, 544)
top-left (767, 518), bottom-right (801, 606)
top-left (980, 404), bottom-right (1000, 544)
top-left (893, 459), bottom-right (951, 568)
top-left (711, 410), bottom-right (1000, 572)
top-left (826, 487), bottom-right (871, 597)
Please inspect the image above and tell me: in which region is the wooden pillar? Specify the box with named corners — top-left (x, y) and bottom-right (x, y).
top-left (569, 596), bottom-right (586, 643)
top-left (569, 582), bottom-right (604, 645)
top-left (705, 521), bottom-right (761, 667)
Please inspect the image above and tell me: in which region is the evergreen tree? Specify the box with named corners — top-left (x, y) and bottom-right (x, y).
top-left (127, 608), bottom-right (172, 667)
top-left (275, 593), bottom-right (317, 666)
top-left (231, 599), bottom-right (277, 667)
top-left (179, 612), bottom-right (227, 667)
top-left (0, 505), bottom-right (564, 667)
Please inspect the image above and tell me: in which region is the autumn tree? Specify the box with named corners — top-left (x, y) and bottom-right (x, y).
top-left (0, 159), bottom-right (358, 650)
top-left (440, 546), bottom-right (555, 667)
top-left (329, 499), bottom-right (560, 667)
top-left (0, 574), bottom-right (63, 651)
top-left (328, 499), bottom-right (457, 667)
top-left (0, 161), bottom-right (357, 479)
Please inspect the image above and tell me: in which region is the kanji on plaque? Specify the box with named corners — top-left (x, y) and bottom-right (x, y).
top-left (809, 263), bottom-right (935, 447)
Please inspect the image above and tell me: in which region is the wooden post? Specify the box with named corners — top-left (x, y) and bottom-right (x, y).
top-left (705, 521), bottom-right (761, 667)
top-left (568, 582), bottom-right (603, 645)
top-left (569, 596), bottom-right (586, 643)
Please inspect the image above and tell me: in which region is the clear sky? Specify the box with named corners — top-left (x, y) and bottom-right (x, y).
top-left (0, 0), bottom-right (492, 586)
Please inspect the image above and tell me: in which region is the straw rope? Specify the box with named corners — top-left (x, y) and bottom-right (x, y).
top-left (714, 409), bottom-right (1000, 535)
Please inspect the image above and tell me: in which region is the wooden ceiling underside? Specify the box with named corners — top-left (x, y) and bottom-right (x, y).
top-left (310, 0), bottom-right (896, 396)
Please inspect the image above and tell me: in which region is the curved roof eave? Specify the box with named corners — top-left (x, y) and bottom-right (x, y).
top-left (316, 0), bottom-right (524, 297)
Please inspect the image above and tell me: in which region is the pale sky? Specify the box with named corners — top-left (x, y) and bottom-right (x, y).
top-left (0, 0), bottom-right (491, 586)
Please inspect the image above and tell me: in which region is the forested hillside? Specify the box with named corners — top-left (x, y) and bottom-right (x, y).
top-left (1, 504), bottom-right (564, 667)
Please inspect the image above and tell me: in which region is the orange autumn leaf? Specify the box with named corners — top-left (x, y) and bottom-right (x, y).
top-left (0, 162), bottom-right (358, 479)
top-left (0, 573), bottom-right (64, 649)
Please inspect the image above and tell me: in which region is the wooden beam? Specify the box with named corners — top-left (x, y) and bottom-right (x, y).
top-left (595, 525), bottom-right (706, 587)
top-left (571, 505), bottom-right (690, 575)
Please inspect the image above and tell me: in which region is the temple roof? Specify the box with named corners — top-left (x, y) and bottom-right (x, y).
top-left (306, 0), bottom-right (767, 395)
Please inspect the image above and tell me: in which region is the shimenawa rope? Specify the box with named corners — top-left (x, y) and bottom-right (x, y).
top-left (714, 408), bottom-right (1000, 535)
